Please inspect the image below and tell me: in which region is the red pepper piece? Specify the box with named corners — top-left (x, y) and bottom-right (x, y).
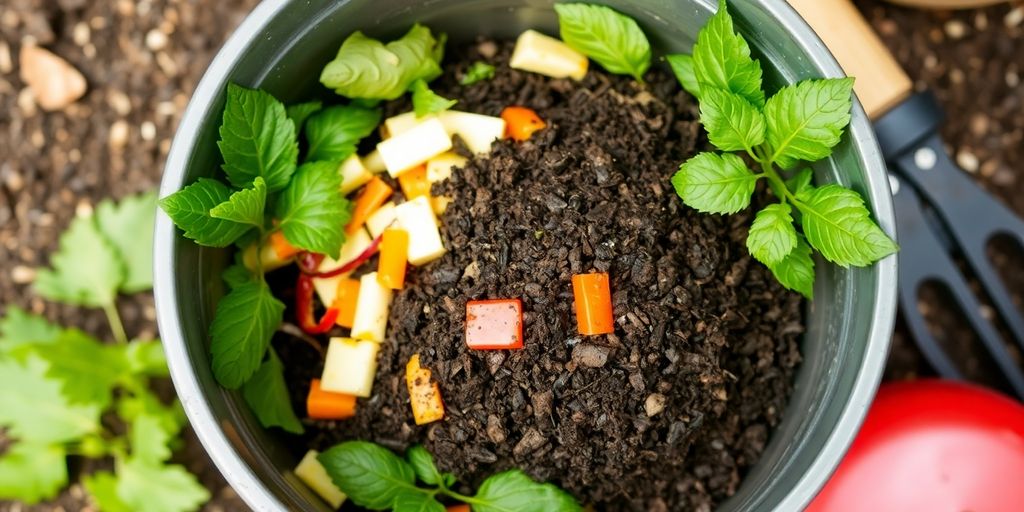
top-left (296, 273), bottom-right (340, 335)
top-left (465, 299), bottom-right (523, 350)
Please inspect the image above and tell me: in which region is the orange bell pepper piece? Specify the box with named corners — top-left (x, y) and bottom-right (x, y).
top-left (306, 378), bottom-right (357, 420)
top-left (333, 278), bottom-right (361, 328)
top-left (377, 228), bottom-right (409, 290)
top-left (269, 230), bottom-right (301, 260)
top-left (465, 299), bottom-right (524, 349)
top-left (346, 177), bottom-right (393, 235)
top-left (501, 106), bottom-right (547, 141)
top-left (446, 505), bottom-right (471, 512)
top-left (572, 272), bottom-right (614, 335)
top-left (398, 164), bottom-right (431, 201)
top-left (405, 354), bottom-right (445, 425)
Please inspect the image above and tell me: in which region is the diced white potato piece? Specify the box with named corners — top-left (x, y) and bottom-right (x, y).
top-left (312, 229), bottom-right (372, 307)
top-left (295, 450), bottom-right (347, 508)
top-left (361, 150), bottom-right (387, 174)
top-left (321, 337), bottom-right (379, 397)
top-left (377, 118), bottom-right (452, 177)
top-left (384, 111), bottom-right (433, 138)
top-left (510, 29), bottom-right (588, 81)
top-left (365, 202), bottom-right (397, 239)
top-left (339, 155), bottom-right (372, 195)
top-left (439, 111), bottom-right (506, 155)
top-left (395, 196), bottom-right (446, 266)
top-left (350, 272), bottom-right (392, 342)
top-left (426, 152), bottom-right (467, 183)
top-left (242, 242), bottom-right (292, 272)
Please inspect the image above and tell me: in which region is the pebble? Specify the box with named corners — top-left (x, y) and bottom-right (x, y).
top-left (17, 87), bottom-right (37, 116)
top-left (19, 44), bottom-right (88, 111)
top-left (146, 29), bottom-right (168, 51)
top-left (944, 20), bottom-right (967, 40)
top-left (141, 120), bottom-right (156, 141)
top-left (75, 200), bottom-right (93, 217)
top-left (0, 42), bottom-right (11, 74)
top-left (645, 393), bottom-right (667, 417)
top-left (512, 428), bottom-right (546, 457)
top-left (572, 343), bottom-right (610, 368)
top-left (1007, 70), bottom-right (1020, 88)
top-left (11, 265), bottom-right (36, 284)
top-left (956, 150), bottom-right (980, 173)
top-left (969, 114), bottom-right (989, 136)
top-left (73, 22), bottom-right (91, 46)
top-left (109, 120), bottom-right (129, 148)
top-left (975, 12), bottom-right (988, 30)
top-left (108, 90), bottom-right (132, 115)
top-left (1006, 7), bottom-right (1024, 28)
top-left (486, 414), bottom-right (506, 443)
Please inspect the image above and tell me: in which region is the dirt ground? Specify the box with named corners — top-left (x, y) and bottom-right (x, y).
top-left (0, 0), bottom-right (1021, 511)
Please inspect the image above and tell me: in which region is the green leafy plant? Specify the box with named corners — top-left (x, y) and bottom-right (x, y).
top-left (320, 24), bottom-right (446, 100)
top-left (667, 0), bottom-right (897, 298)
top-left (554, 3), bottom-right (651, 82)
top-left (411, 79), bottom-right (458, 117)
top-left (460, 61), bottom-right (496, 85)
top-left (160, 83), bottom-right (378, 432)
top-left (0, 192), bottom-right (208, 511)
top-left (318, 441), bottom-right (581, 512)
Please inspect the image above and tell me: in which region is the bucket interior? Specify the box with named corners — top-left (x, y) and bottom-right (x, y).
top-left (157, 0), bottom-right (896, 510)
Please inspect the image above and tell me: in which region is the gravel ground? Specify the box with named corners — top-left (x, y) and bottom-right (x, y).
top-left (0, 0), bottom-right (1022, 510)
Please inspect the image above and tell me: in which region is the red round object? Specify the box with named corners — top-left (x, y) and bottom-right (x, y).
top-left (809, 380), bottom-right (1024, 512)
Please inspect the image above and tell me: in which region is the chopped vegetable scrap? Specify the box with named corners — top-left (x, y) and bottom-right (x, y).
top-left (346, 176), bottom-right (392, 235)
top-left (465, 298), bottom-right (524, 350)
top-left (405, 354), bottom-right (445, 425)
top-left (571, 272), bottom-right (614, 335)
top-left (306, 379), bottom-right (357, 420)
top-left (296, 273), bottom-right (341, 335)
top-left (351, 272), bottom-right (393, 342)
top-left (321, 337), bottom-right (379, 398)
top-left (294, 450), bottom-right (348, 508)
top-left (510, 29), bottom-right (588, 80)
top-left (269, 230), bottom-right (301, 260)
top-left (397, 164), bottom-right (431, 201)
top-left (377, 229), bottom-right (410, 290)
top-left (333, 278), bottom-right (360, 328)
top-left (501, 106), bottom-right (547, 141)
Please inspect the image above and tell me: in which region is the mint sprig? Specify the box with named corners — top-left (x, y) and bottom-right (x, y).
top-left (554, 3), bottom-right (651, 82)
top-left (218, 84), bottom-right (298, 192)
top-left (668, 0), bottom-right (897, 298)
top-left (320, 24), bottom-right (445, 101)
top-left (318, 442), bottom-right (581, 512)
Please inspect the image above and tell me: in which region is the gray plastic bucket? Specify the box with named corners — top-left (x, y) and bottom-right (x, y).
top-left (154, 1), bottom-right (898, 510)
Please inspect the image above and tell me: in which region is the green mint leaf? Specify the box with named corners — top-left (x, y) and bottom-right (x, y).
top-left (406, 445), bottom-right (442, 486)
top-left (318, 441), bottom-right (420, 510)
top-left (83, 471), bottom-right (133, 512)
top-left (666, 54), bottom-right (700, 97)
top-left (126, 339), bottom-right (169, 377)
top-left (786, 168), bottom-right (815, 198)
top-left (798, 185), bottom-right (898, 267)
top-left (242, 348), bottom-right (304, 434)
top-left (411, 79), bottom-right (458, 118)
top-left (276, 161), bottom-right (351, 259)
top-left (699, 87), bottom-right (766, 152)
top-left (769, 235), bottom-right (815, 299)
top-left (116, 459), bottom-right (210, 512)
top-left (672, 152), bottom-right (759, 214)
top-left (746, 203), bottom-right (797, 266)
top-left (764, 78), bottom-right (854, 169)
top-left (218, 83), bottom-right (298, 191)
top-left (130, 413), bottom-right (172, 464)
top-left (209, 281), bottom-right (285, 389)
top-left (393, 492), bottom-right (445, 512)
top-left (159, 179), bottom-right (253, 247)
top-left (0, 306), bottom-right (61, 355)
top-left (223, 260), bottom-right (254, 289)
top-left (0, 442), bottom-right (67, 504)
top-left (320, 24), bottom-right (444, 101)
top-left (554, 3), bottom-right (651, 82)
top-left (473, 470), bottom-right (582, 512)
top-left (460, 61), bottom-right (496, 85)
top-left (34, 215), bottom-right (124, 308)
top-left (305, 105), bottom-right (382, 163)
top-left (209, 176), bottom-right (268, 228)
top-left (691, 0), bottom-right (765, 107)
top-left (0, 356), bottom-right (100, 443)
top-left (287, 100), bottom-right (324, 133)
top-left (94, 191), bottom-right (157, 293)
top-left (33, 329), bottom-right (129, 410)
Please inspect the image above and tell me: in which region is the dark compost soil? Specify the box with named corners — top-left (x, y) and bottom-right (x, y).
top-left (276, 42), bottom-right (804, 511)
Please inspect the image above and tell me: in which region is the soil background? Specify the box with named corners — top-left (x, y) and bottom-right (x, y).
top-left (0, 0), bottom-right (1021, 511)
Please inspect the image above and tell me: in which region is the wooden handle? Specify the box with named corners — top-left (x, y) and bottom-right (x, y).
top-left (788, 0), bottom-right (913, 119)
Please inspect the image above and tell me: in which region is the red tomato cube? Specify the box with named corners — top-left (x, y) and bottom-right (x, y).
top-left (465, 299), bottom-right (523, 350)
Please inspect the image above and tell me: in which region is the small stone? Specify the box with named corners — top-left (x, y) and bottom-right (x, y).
top-left (17, 88), bottom-right (37, 116)
top-left (19, 44), bottom-right (87, 111)
top-left (11, 266), bottom-right (36, 284)
top-left (975, 12), bottom-right (988, 30)
top-left (713, 387), bottom-right (728, 401)
top-left (141, 121), bottom-right (156, 141)
top-left (572, 343), bottom-right (610, 368)
top-left (1007, 71), bottom-right (1020, 88)
top-left (531, 390), bottom-right (553, 418)
top-left (108, 90), bottom-right (132, 115)
top-left (477, 40), bottom-right (498, 58)
top-left (73, 22), bottom-right (91, 46)
top-left (0, 42), bottom-right (11, 74)
top-left (645, 393), bottom-right (666, 417)
top-left (1006, 7), bottom-right (1023, 28)
top-left (949, 68), bottom-right (964, 84)
top-left (145, 29), bottom-right (168, 51)
top-left (969, 114), bottom-right (989, 137)
top-left (76, 200), bottom-right (93, 218)
top-left (512, 428), bottom-right (546, 457)
top-left (486, 414), bottom-right (506, 443)
top-left (956, 150), bottom-right (979, 173)
top-left (109, 120), bottom-right (129, 148)
top-left (944, 20), bottom-right (967, 40)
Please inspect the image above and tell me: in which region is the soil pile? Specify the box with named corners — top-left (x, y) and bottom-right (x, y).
top-left (281, 42), bottom-right (803, 511)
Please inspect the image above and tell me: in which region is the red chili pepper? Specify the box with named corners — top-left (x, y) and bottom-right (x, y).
top-left (297, 251), bottom-right (326, 274)
top-left (301, 235), bottom-right (383, 279)
top-left (296, 273), bottom-right (340, 335)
